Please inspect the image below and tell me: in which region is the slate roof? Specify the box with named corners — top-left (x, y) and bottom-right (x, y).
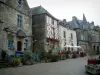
top-left (93, 26), bottom-right (100, 31)
top-left (68, 14), bottom-right (95, 30)
top-left (31, 6), bottom-right (59, 20)
top-left (0, 0), bottom-right (7, 3)
top-left (16, 30), bottom-right (26, 38)
top-left (68, 18), bottom-right (82, 29)
top-left (31, 6), bottom-right (46, 15)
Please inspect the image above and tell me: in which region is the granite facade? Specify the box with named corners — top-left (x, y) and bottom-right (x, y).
top-left (0, 0), bottom-right (32, 59)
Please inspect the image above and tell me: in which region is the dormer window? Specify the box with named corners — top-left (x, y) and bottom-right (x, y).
top-left (18, 0), bottom-right (22, 7)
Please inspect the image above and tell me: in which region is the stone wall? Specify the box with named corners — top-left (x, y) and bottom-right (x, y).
top-left (0, 0), bottom-right (32, 58)
top-left (32, 14), bottom-right (45, 52)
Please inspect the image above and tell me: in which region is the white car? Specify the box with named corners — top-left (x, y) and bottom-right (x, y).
top-left (85, 64), bottom-right (100, 75)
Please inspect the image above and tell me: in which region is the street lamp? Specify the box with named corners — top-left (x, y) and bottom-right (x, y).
top-left (32, 40), bottom-right (37, 43)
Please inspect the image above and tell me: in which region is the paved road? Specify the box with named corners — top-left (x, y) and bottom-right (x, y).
top-left (0, 57), bottom-right (90, 75)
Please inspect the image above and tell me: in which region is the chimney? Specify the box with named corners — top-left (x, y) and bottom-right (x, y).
top-left (91, 21), bottom-right (94, 25)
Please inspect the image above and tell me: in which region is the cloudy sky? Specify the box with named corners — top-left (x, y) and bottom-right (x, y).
top-left (27, 0), bottom-right (100, 25)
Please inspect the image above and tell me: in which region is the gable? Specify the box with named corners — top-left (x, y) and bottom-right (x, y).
top-left (2, 0), bottom-right (30, 16)
top-left (31, 6), bottom-right (47, 15)
top-left (0, 0), bottom-right (8, 3)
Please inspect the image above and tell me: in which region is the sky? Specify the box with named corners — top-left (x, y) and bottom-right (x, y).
top-left (27, 0), bottom-right (100, 25)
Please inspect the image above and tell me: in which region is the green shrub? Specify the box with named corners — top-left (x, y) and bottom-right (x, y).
top-left (22, 51), bottom-right (34, 65)
top-left (40, 51), bottom-right (48, 61)
top-left (13, 56), bottom-right (21, 66)
top-left (51, 55), bottom-right (59, 62)
top-left (39, 51), bottom-right (60, 62)
top-left (43, 51), bottom-right (60, 62)
top-left (44, 52), bottom-right (52, 62)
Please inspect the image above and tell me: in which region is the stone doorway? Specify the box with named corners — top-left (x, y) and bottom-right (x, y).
top-left (17, 41), bottom-right (22, 51)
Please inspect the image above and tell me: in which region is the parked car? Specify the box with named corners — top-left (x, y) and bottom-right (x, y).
top-left (85, 56), bottom-right (100, 75)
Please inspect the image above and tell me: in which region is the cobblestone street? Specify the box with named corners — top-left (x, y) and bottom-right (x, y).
top-left (0, 56), bottom-right (91, 75)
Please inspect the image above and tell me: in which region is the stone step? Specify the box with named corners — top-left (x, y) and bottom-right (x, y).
top-left (0, 63), bottom-right (8, 65)
top-left (0, 60), bottom-right (9, 68)
top-left (0, 61), bottom-right (7, 63)
top-left (0, 64), bottom-right (10, 68)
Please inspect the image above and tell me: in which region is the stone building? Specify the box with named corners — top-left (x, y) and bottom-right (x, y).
top-left (0, 0), bottom-right (32, 59)
top-left (68, 14), bottom-right (100, 55)
top-left (31, 6), bottom-right (59, 54)
top-left (89, 26), bottom-right (100, 54)
top-left (58, 19), bottom-right (77, 52)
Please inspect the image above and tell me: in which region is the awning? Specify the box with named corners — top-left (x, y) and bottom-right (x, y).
top-left (64, 45), bottom-right (81, 48)
top-left (47, 38), bottom-right (59, 42)
top-left (74, 46), bottom-right (81, 48)
top-left (16, 30), bottom-right (26, 38)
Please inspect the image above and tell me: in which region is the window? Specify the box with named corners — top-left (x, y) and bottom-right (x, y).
top-left (51, 19), bottom-right (54, 25)
top-left (63, 31), bottom-right (66, 38)
top-left (54, 20), bottom-right (57, 25)
top-left (49, 17), bottom-right (52, 24)
top-left (81, 34), bottom-right (83, 40)
top-left (71, 43), bottom-right (73, 46)
top-left (64, 42), bottom-right (66, 46)
top-left (64, 47), bottom-right (67, 51)
top-left (17, 14), bottom-right (23, 27)
top-left (71, 33), bottom-right (73, 39)
top-left (18, 0), bottom-right (22, 7)
top-left (46, 16), bottom-right (49, 23)
top-left (71, 43), bottom-right (73, 51)
top-left (7, 34), bottom-right (13, 50)
top-left (24, 39), bottom-right (28, 50)
top-left (47, 16), bottom-right (52, 24)
top-left (97, 46), bottom-right (99, 54)
top-left (8, 40), bottom-right (13, 50)
top-left (52, 28), bottom-right (55, 38)
top-left (93, 45), bottom-right (95, 51)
